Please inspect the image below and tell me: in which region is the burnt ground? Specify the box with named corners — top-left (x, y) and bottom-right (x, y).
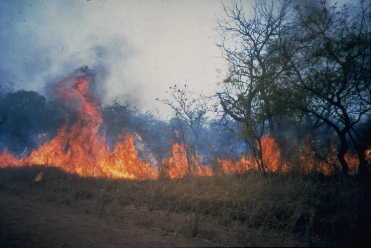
top-left (0, 190), bottom-right (215, 248)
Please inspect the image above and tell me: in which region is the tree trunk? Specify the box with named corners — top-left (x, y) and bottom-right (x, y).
top-left (255, 138), bottom-right (266, 175)
top-left (337, 133), bottom-right (349, 175)
top-left (186, 144), bottom-right (196, 176)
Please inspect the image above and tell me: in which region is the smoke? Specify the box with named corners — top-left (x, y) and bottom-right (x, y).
top-left (0, 0), bottom-right (229, 119)
top-left (0, 90), bottom-right (65, 154)
top-left (0, 0), bottom-right (139, 107)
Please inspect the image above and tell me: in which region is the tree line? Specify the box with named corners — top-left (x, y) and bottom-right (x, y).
top-left (214, 0), bottom-right (370, 176)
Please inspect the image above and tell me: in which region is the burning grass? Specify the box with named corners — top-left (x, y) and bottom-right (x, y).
top-left (1, 165), bottom-right (369, 246)
top-left (1, 75), bottom-right (367, 181)
top-left (1, 73), bottom-right (370, 246)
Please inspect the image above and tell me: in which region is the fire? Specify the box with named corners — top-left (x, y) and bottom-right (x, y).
top-left (0, 76), bottom-right (157, 179)
top-left (162, 143), bottom-right (214, 179)
top-left (366, 149), bottom-right (371, 161)
top-left (101, 134), bottom-right (157, 179)
top-left (298, 135), bottom-right (363, 175)
top-left (0, 150), bottom-right (23, 167)
top-left (0, 75), bottom-right (367, 179)
top-left (0, 76), bottom-right (213, 180)
top-left (219, 136), bottom-right (288, 174)
top-left (218, 156), bottom-right (255, 174)
top-left (260, 135), bottom-right (289, 172)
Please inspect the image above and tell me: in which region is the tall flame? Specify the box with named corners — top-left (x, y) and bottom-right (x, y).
top-left (0, 76), bottom-right (158, 179)
top-left (162, 143), bottom-right (214, 179)
top-left (0, 76), bottom-right (368, 179)
top-left (218, 135), bottom-right (288, 174)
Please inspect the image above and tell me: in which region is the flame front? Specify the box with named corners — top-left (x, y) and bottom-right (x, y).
top-left (0, 76), bottom-right (368, 179)
top-left (162, 143), bottom-right (214, 179)
top-left (218, 136), bottom-right (288, 174)
top-left (0, 76), bottom-right (159, 179)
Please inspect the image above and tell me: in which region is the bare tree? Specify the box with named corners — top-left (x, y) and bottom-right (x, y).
top-left (157, 84), bottom-right (209, 175)
top-left (218, 0), bottom-right (371, 175)
top-left (217, 0), bottom-right (292, 173)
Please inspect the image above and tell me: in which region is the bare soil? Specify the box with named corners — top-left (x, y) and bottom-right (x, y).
top-left (0, 191), bottom-right (216, 248)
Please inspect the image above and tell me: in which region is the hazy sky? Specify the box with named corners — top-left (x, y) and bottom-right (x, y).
top-left (0, 0), bottom-right (229, 119)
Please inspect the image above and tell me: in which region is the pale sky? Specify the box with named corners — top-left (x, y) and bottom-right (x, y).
top-left (0, 0), bottom-right (229, 119)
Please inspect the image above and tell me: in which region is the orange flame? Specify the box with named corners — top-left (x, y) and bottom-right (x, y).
top-left (219, 135), bottom-right (288, 174)
top-left (0, 76), bottom-right (367, 179)
top-left (162, 143), bottom-right (214, 179)
top-left (0, 149), bottom-right (23, 167)
top-left (218, 156), bottom-right (255, 174)
top-left (260, 135), bottom-right (289, 172)
top-left (0, 76), bottom-right (214, 180)
top-left (0, 76), bottom-right (156, 179)
top-left (298, 135), bottom-right (361, 175)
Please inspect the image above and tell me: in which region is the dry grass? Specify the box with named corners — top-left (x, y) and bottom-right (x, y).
top-left (0, 165), bottom-right (369, 246)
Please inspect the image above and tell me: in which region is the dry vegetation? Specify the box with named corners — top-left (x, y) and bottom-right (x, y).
top-left (1, 165), bottom-right (369, 247)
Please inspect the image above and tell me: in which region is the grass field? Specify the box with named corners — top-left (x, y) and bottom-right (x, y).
top-left (0, 165), bottom-right (370, 247)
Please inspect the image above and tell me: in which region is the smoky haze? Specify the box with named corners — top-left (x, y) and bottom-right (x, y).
top-left (0, 0), bottom-right (228, 118)
top-left (0, 0), bottom-right (368, 165)
top-left (0, 64), bottom-right (246, 163)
